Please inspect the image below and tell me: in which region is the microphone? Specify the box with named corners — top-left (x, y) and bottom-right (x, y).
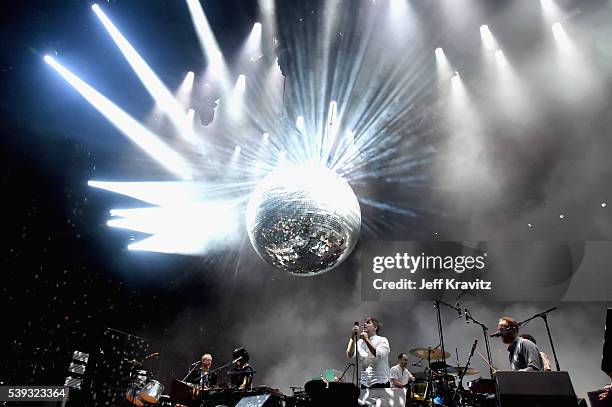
top-left (190, 361), bottom-right (200, 366)
top-left (471, 339), bottom-right (478, 352)
top-left (489, 326), bottom-right (514, 337)
top-left (464, 309), bottom-right (470, 323)
top-left (456, 302), bottom-right (462, 318)
top-left (145, 352), bottom-right (160, 359)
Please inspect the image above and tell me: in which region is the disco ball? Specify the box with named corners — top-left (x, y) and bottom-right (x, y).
top-left (246, 164), bottom-right (361, 276)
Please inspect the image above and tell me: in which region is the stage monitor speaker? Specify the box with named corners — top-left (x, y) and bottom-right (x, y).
top-left (235, 394), bottom-right (279, 407)
top-left (495, 371), bottom-right (577, 407)
top-left (603, 308), bottom-right (612, 378)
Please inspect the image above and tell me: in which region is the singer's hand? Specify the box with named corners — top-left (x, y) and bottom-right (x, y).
top-left (359, 331), bottom-right (369, 341)
top-left (598, 384), bottom-right (611, 400)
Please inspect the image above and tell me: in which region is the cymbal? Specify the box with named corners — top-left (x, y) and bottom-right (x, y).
top-left (454, 367), bottom-right (480, 376)
top-left (409, 348), bottom-right (451, 360)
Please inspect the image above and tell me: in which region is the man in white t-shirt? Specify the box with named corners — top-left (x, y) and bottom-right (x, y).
top-left (346, 316), bottom-right (391, 388)
top-left (389, 353), bottom-right (415, 388)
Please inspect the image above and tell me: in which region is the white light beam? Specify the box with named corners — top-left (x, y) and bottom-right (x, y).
top-left (185, 0), bottom-right (231, 92)
top-left (91, 4), bottom-right (197, 144)
top-left (45, 55), bottom-right (192, 180)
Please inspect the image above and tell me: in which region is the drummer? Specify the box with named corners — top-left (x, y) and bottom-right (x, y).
top-left (389, 353), bottom-right (415, 388)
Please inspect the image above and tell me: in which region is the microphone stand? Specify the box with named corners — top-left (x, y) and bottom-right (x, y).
top-left (337, 362), bottom-right (354, 383)
top-left (518, 307), bottom-right (560, 371)
top-left (464, 308), bottom-right (495, 379)
top-left (182, 362), bottom-right (200, 382)
top-left (434, 300), bottom-right (458, 378)
top-left (354, 332), bottom-right (359, 388)
top-left (452, 339), bottom-right (478, 405)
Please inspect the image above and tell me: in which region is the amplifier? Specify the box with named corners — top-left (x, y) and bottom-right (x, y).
top-left (495, 371), bottom-right (577, 407)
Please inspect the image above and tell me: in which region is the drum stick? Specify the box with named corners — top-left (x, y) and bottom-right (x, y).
top-left (476, 349), bottom-right (497, 373)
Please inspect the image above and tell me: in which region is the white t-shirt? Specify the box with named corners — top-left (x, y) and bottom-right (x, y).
top-left (354, 335), bottom-right (390, 387)
top-left (389, 364), bottom-right (415, 388)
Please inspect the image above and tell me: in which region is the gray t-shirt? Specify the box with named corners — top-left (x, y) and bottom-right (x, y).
top-left (508, 337), bottom-right (544, 371)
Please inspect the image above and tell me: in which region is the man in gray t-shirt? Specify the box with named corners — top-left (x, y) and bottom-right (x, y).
top-left (496, 317), bottom-right (543, 371)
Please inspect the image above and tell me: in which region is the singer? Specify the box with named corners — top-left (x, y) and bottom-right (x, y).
top-left (495, 317), bottom-right (544, 371)
top-left (346, 316), bottom-right (391, 388)
top-left (185, 353), bottom-right (218, 388)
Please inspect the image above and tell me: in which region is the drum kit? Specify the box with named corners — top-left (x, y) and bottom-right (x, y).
top-left (124, 359), bottom-right (165, 406)
top-left (406, 347), bottom-right (494, 407)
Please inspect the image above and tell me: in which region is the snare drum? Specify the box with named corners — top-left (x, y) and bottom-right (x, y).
top-left (139, 379), bottom-right (164, 404)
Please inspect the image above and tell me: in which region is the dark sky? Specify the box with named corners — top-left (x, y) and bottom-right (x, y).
top-left (1, 0), bottom-right (612, 401)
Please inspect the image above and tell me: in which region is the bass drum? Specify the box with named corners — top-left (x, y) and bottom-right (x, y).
top-left (408, 379), bottom-right (428, 405)
top-left (125, 382), bottom-right (145, 406)
top-left (139, 380), bottom-right (164, 404)
top-left (125, 370), bottom-right (148, 406)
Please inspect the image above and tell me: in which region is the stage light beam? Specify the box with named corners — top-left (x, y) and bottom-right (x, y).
top-left (245, 22), bottom-right (262, 55)
top-left (435, 47), bottom-right (453, 81)
top-left (176, 71), bottom-right (195, 106)
top-left (185, 0), bottom-right (231, 91)
top-left (480, 25), bottom-right (498, 51)
top-left (541, 0), bottom-right (563, 22)
top-left (45, 56), bottom-right (192, 180)
top-left (108, 202), bottom-right (239, 255)
top-left (228, 74), bottom-right (246, 117)
top-left (552, 22), bottom-right (567, 42)
top-left (91, 4), bottom-right (197, 144)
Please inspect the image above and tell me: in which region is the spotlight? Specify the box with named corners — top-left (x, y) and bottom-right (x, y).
top-left (479, 25), bottom-right (497, 50)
